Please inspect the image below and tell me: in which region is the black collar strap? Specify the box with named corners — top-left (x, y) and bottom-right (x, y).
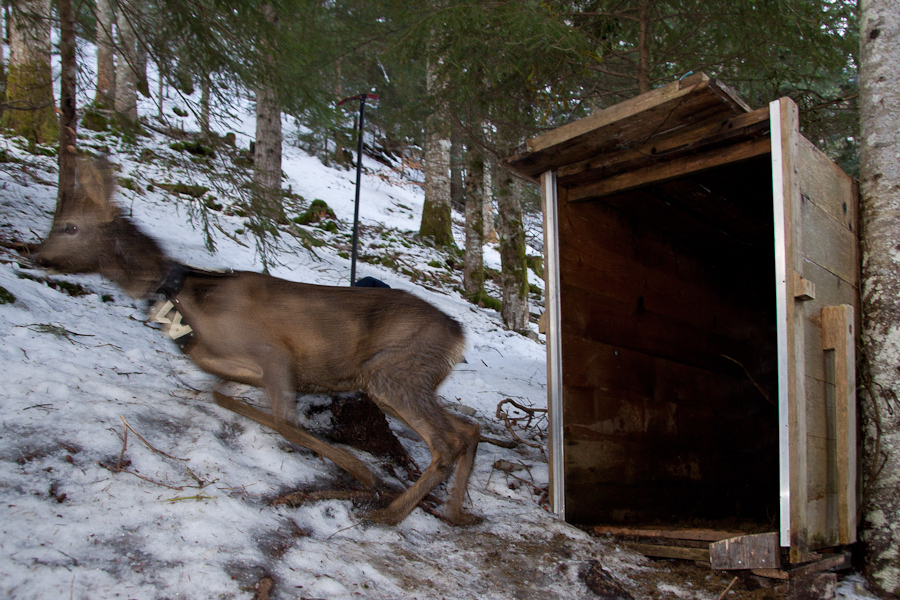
top-left (157, 263), bottom-right (191, 301)
top-left (152, 264), bottom-right (195, 352)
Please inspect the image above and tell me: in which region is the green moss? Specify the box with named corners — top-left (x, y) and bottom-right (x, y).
top-left (17, 272), bottom-right (93, 298)
top-left (157, 182), bottom-right (209, 198)
top-left (3, 61), bottom-right (59, 146)
top-left (526, 255), bottom-right (544, 279)
top-left (294, 199), bottom-right (336, 225)
top-left (81, 109), bottom-right (110, 132)
top-left (467, 290), bottom-right (502, 311)
top-left (118, 177), bottom-right (140, 192)
top-left (169, 140), bottom-right (215, 158)
top-left (172, 106), bottom-right (189, 117)
top-left (427, 260), bottom-right (444, 269)
top-left (338, 251), bottom-right (349, 259)
top-left (419, 200), bottom-right (456, 248)
top-left (0, 286), bottom-right (15, 304)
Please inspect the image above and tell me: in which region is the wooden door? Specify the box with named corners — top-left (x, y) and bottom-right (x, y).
top-left (771, 98), bottom-right (859, 562)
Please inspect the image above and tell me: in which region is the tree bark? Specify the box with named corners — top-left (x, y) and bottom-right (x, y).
top-left (450, 120), bottom-right (464, 212)
top-left (496, 168), bottom-right (529, 332)
top-left (94, 0), bottom-right (115, 108)
top-left (253, 82), bottom-right (283, 221)
top-left (4, 0), bottom-right (57, 147)
top-left (253, 4), bottom-right (284, 227)
top-left (420, 57), bottom-right (455, 247)
top-left (859, 0), bottom-right (900, 596)
top-left (483, 159), bottom-right (496, 242)
top-left (57, 0), bottom-right (77, 217)
top-left (463, 145), bottom-right (485, 299)
top-left (200, 76), bottom-right (210, 139)
top-left (637, 0), bottom-right (652, 94)
top-left (115, 1), bottom-right (138, 123)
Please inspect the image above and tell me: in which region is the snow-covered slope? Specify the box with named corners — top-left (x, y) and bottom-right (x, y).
top-left (0, 118), bottom-right (655, 600)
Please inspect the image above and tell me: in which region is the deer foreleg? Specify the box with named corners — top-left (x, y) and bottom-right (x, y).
top-left (213, 391), bottom-right (381, 490)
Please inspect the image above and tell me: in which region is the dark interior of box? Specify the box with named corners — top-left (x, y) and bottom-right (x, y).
top-left (558, 154), bottom-right (780, 528)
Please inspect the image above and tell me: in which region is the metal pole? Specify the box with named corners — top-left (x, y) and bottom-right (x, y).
top-left (349, 96), bottom-right (367, 286)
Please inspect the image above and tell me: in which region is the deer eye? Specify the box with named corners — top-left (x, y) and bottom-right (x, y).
top-left (63, 223), bottom-right (78, 235)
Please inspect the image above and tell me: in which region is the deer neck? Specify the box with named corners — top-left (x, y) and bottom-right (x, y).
top-left (101, 218), bottom-right (174, 299)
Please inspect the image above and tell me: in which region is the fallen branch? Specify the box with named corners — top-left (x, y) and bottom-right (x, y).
top-left (120, 416), bottom-right (188, 461)
top-left (716, 576), bottom-right (739, 600)
top-left (496, 398), bottom-right (547, 457)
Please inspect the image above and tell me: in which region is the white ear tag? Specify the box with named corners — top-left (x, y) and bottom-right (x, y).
top-left (150, 299), bottom-right (194, 340)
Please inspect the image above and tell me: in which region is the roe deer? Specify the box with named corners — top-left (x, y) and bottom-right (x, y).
top-left (36, 158), bottom-right (480, 525)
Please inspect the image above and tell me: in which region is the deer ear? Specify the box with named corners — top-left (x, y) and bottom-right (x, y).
top-left (76, 158), bottom-right (118, 222)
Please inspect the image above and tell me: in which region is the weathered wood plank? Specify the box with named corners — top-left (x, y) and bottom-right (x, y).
top-left (595, 526), bottom-right (744, 542)
top-left (800, 197), bottom-right (859, 286)
top-left (556, 107), bottom-right (770, 188)
top-left (771, 97), bottom-right (810, 562)
top-left (506, 74), bottom-right (751, 178)
top-left (751, 553), bottom-right (850, 580)
top-left (796, 136), bottom-right (857, 233)
top-left (626, 543), bottom-right (711, 562)
top-left (568, 136), bottom-right (770, 202)
top-left (822, 305), bottom-right (857, 544)
top-left (710, 533), bottom-right (781, 570)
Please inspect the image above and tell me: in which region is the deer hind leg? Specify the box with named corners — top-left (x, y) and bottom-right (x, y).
top-left (366, 385), bottom-right (480, 525)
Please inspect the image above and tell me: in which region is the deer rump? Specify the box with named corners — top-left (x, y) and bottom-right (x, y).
top-left (35, 159), bottom-right (480, 526)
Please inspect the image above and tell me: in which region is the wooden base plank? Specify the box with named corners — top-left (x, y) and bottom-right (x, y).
top-left (594, 525), bottom-right (744, 542)
top-left (750, 553), bottom-right (849, 580)
top-left (710, 532), bottom-right (781, 570)
top-left (626, 543), bottom-right (711, 562)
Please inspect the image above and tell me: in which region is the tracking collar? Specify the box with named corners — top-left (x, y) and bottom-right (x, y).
top-left (150, 264), bottom-right (195, 351)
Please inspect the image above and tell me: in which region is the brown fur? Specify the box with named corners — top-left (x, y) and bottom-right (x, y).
top-left (37, 159), bottom-right (480, 525)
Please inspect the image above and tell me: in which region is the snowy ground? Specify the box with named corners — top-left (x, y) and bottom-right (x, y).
top-left (0, 118), bottom-right (648, 599)
top-left (0, 75), bottom-right (879, 600)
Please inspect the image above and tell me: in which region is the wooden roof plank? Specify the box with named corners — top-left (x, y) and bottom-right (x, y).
top-left (505, 73), bottom-right (752, 178)
top-left (557, 106), bottom-right (770, 188)
top-left (568, 136), bottom-right (771, 202)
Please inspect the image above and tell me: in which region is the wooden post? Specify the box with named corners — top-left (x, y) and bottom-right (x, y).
top-left (771, 97), bottom-right (810, 562)
top-left (541, 170), bottom-right (565, 519)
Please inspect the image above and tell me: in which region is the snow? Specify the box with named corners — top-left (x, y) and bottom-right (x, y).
top-left (0, 117), bottom-right (640, 599)
top-left (0, 60), bottom-right (876, 600)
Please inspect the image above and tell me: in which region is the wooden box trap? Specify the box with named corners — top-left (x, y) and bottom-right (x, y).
top-left (505, 73), bottom-right (859, 569)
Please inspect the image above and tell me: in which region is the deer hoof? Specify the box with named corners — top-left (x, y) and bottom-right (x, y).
top-left (444, 509), bottom-right (482, 527)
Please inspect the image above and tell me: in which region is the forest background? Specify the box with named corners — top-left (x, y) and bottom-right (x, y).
top-left (3, 0), bottom-right (900, 598)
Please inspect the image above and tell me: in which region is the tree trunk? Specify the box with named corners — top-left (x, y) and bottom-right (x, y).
top-left (200, 76), bottom-right (210, 139)
top-left (450, 120), bottom-right (464, 212)
top-left (483, 159), bottom-right (496, 242)
top-left (135, 34), bottom-right (150, 98)
top-left (637, 0), bottom-right (652, 94)
top-left (496, 168), bottom-right (529, 332)
top-left (253, 83), bottom-right (283, 223)
top-left (94, 0), bottom-right (115, 108)
top-left (420, 57), bottom-right (455, 247)
top-left (252, 3), bottom-right (284, 232)
top-left (4, 0), bottom-right (57, 147)
top-left (463, 145), bottom-right (485, 299)
top-left (859, 0), bottom-right (900, 596)
top-left (114, 2), bottom-right (138, 123)
top-left (57, 0), bottom-right (77, 217)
